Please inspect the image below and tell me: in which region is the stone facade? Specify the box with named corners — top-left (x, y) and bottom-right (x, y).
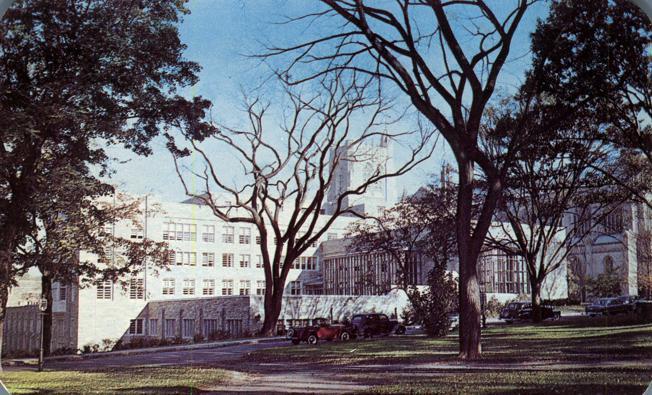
top-left (566, 202), bottom-right (651, 299)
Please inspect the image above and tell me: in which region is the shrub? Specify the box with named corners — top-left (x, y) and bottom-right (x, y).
top-left (207, 330), bottom-right (231, 341)
top-left (586, 270), bottom-right (622, 298)
top-left (403, 262), bottom-right (457, 337)
top-left (101, 338), bottom-right (117, 352)
top-left (50, 347), bottom-right (77, 356)
top-left (193, 333), bottom-right (205, 343)
top-left (81, 343), bottom-right (100, 354)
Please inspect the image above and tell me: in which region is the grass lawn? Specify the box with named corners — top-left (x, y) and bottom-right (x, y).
top-left (0, 366), bottom-right (230, 394)
top-left (247, 316), bottom-right (652, 394)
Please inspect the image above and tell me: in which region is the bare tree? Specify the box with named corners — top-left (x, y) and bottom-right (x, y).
top-left (263, 0), bottom-right (536, 358)
top-left (486, 130), bottom-right (631, 322)
top-left (167, 76), bottom-right (435, 336)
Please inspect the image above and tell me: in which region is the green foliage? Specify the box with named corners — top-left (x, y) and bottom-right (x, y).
top-left (403, 262), bottom-right (458, 337)
top-left (586, 270), bottom-right (622, 298)
top-left (0, 0), bottom-right (211, 328)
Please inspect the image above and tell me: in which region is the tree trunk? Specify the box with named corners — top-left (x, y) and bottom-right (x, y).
top-left (530, 280), bottom-right (543, 323)
top-left (41, 274), bottom-right (53, 356)
top-left (456, 158), bottom-right (482, 360)
top-left (260, 284), bottom-right (285, 336)
top-left (0, 320), bottom-right (5, 372)
top-left (0, 248), bottom-right (12, 370)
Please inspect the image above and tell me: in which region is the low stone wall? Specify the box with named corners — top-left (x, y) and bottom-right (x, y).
top-left (122, 296), bottom-right (259, 343)
top-left (250, 290), bottom-right (411, 325)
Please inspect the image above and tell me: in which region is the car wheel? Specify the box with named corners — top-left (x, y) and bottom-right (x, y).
top-left (291, 338), bottom-right (300, 345)
top-left (307, 334), bottom-right (318, 345)
top-left (553, 312), bottom-right (561, 321)
top-left (286, 329), bottom-right (294, 339)
top-left (340, 331), bottom-right (351, 341)
top-left (395, 326), bottom-right (406, 335)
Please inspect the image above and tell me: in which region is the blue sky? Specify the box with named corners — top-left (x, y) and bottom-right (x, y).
top-left (107, 0), bottom-right (549, 202)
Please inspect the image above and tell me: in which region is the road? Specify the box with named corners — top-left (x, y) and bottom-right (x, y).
top-left (43, 339), bottom-right (290, 371)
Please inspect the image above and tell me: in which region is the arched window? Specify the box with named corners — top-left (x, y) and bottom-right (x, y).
top-left (604, 256), bottom-right (614, 273)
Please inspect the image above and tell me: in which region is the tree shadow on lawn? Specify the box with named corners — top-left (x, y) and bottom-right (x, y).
top-left (366, 367), bottom-right (652, 395)
top-left (244, 319), bottom-right (652, 370)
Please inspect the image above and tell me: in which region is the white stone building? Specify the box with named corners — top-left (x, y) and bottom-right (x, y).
top-left (565, 201), bottom-right (652, 299)
top-left (324, 136), bottom-right (396, 217)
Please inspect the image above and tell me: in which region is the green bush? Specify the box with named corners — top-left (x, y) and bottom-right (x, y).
top-left (403, 262), bottom-right (457, 337)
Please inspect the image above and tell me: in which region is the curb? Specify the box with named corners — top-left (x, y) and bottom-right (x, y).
top-left (3, 336), bottom-right (285, 365)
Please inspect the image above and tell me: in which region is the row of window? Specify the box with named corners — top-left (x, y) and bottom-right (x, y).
top-left (129, 317), bottom-right (244, 337)
top-left (167, 251), bottom-right (318, 270)
top-left (161, 279), bottom-right (266, 296)
top-left (162, 222), bottom-right (339, 246)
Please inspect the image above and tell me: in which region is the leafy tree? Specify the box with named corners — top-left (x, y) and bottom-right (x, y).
top-left (13, 163), bottom-right (169, 355)
top-left (527, 0), bottom-right (651, 205)
top-left (0, 0), bottom-right (209, 361)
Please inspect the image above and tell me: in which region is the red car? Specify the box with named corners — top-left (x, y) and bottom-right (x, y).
top-left (290, 318), bottom-right (357, 344)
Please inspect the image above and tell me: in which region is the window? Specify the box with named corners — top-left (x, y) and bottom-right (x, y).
top-left (165, 319), bottom-right (176, 337)
top-left (297, 256), bottom-right (317, 270)
top-left (239, 280), bottom-right (251, 295)
top-left (255, 235), bottom-right (261, 245)
top-left (182, 279), bottom-right (195, 295)
top-left (182, 252), bottom-right (197, 266)
top-left (601, 209), bottom-right (624, 233)
top-left (256, 255), bottom-right (263, 268)
top-left (604, 256), bottom-right (615, 273)
top-left (184, 224), bottom-right (197, 241)
top-left (129, 319), bottom-right (144, 335)
top-left (479, 251), bottom-right (530, 294)
top-left (327, 233), bottom-right (338, 241)
top-left (202, 225), bottom-right (215, 242)
top-left (162, 279), bottom-right (175, 295)
top-left (226, 319), bottom-right (243, 336)
top-left (182, 319), bottom-right (195, 338)
top-left (289, 281), bottom-right (301, 295)
top-left (163, 222), bottom-right (196, 241)
top-left (202, 279), bottom-right (215, 295)
top-left (168, 251), bottom-right (177, 266)
top-left (239, 228), bottom-right (251, 244)
top-left (202, 252), bottom-right (215, 267)
top-left (256, 280), bottom-right (266, 295)
top-left (239, 254), bottom-right (250, 268)
top-left (129, 278), bottom-right (144, 300)
top-left (203, 319), bottom-right (218, 337)
top-left (222, 279), bottom-right (233, 295)
top-left (59, 285), bottom-right (67, 301)
top-left (222, 226), bottom-right (234, 243)
top-left (222, 253), bottom-right (234, 267)
top-left (96, 281), bottom-right (112, 300)
top-left (130, 226), bottom-right (144, 239)
top-left (149, 319), bottom-right (158, 336)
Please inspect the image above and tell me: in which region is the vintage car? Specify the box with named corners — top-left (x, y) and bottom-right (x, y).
top-left (500, 301), bottom-right (560, 323)
top-left (290, 318), bottom-right (357, 345)
top-left (350, 313), bottom-right (406, 338)
top-left (586, 296), bottom-right (638, 316)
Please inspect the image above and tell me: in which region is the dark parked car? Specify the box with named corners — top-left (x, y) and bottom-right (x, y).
top-left (586, 296), bottom-right (638, 316)
top-left (290, 318), bottom-right (356, 345)
top-left (351, 313), bottom-right (405, 338)
top-left (500, 301), bottom-right (560, 323)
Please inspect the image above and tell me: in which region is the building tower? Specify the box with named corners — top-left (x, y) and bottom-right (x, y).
top-left (324, 136), bottom-right (396, 216)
